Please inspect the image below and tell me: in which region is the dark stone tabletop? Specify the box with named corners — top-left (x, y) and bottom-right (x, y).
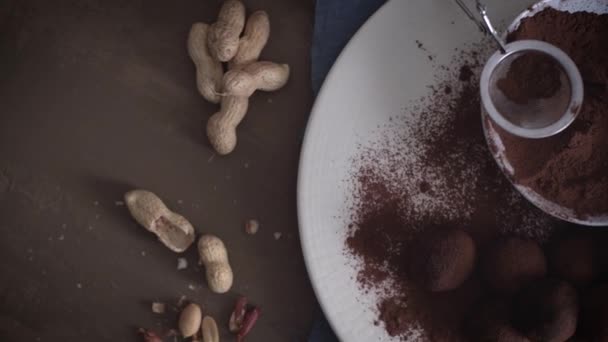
top-left (0, 0), bottom-right (317, 340)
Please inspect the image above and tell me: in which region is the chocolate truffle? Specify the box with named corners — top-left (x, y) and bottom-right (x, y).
top-left (464, 300), bottom-right (529, 342)
top-left (482, 237), bottom-right (546, 293)
top-left (550, 235), bottom-right (596, 285)
top-left (409, 229), bottom-right (475, 292)
top-left (512, 279), bottom-right (578, 342)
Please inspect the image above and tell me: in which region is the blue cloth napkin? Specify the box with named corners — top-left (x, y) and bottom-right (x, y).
top-left (311, 0), bottom-right (387, 94)
top-left (308, 0), bottom-right (387, 340)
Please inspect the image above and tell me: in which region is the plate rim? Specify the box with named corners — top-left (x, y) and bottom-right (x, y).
top-left (296, 0), bottom-right (392, 340)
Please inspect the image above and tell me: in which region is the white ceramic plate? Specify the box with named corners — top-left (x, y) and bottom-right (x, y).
top-left (298, 0), bottom-right (535, 341)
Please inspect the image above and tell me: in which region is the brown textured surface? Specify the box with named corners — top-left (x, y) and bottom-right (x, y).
top-left (0, 0), bottom-right (316, 341)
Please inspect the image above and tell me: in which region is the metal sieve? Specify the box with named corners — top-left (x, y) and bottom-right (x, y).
top-left (455, 0), bottom-right (584, 139)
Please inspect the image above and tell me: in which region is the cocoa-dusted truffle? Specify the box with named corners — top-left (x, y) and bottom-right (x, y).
top-left (512, 279), bottom-right (578, 342)
top-left (409, 229), bottom-right (475, 292)
top-left (549, 235), bottom-right (596, 285)
top-left (482, 237), bottom-right (546, 293)
top-left (464, 300), bottom-right (529, 342)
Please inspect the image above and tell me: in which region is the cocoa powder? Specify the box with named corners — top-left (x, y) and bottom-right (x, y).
top-left (495, 8), bottom-right (608, 218)
top-left (496, 52), bottom-right (562, 104)
top-left (345, 11), bottom-right (608, 340)
top-left (345, 45), bottom-right (561, 340)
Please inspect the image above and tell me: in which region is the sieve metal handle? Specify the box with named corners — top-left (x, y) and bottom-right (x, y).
top-left (453, 0), bottom-right (487, 33)
top-left (453, 0), bottom-right (507, 54)
top-left (476, 2), bottom-right (507, 53)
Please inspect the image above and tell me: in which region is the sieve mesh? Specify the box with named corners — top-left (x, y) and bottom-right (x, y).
top-left (488, 50), bottom-right (572, 129)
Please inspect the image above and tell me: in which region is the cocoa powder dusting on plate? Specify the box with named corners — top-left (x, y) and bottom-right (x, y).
top-left (345, 45), bottom-right (562, 340)
top-left (495, 8), bottom-right (608, 218)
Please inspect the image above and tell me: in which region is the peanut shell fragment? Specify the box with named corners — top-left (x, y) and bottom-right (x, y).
top-left (179, 303), bottom-right (202, 338)
top-left (201, 316), bottom-right (220, 342)
top-left (124, 190), bottom-right (195, 253)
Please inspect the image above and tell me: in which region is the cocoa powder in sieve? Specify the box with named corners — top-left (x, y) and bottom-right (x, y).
top-left (495, 8), bottom-right (608, 218)
top-left (496, 52), bottom-right (562, 104)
